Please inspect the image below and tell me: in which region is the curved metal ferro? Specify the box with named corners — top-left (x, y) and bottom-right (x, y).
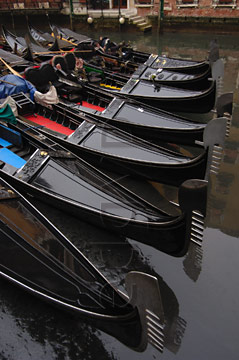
top-left (125, 271), bottom-right (165, 352)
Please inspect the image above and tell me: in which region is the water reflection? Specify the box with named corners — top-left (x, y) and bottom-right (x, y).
top-left (0, 278), bottom-right (116, 360)
top-left (183, 242), bottom-right (203, 282)
top-left (207, 84), bottom-right (239, 237)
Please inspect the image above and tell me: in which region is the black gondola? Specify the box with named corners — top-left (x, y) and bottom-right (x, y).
top-left (0, 52), bottom-right (212, 146)
top-left (0, 176), bottom-right (166, 352)
top-left (27, 21), bottom-right (75, 50)
top-left (21, 61), bottom-right (212, 145)
top-left (1, 26), bottom-right (63, 62)
top-left (1, 27), bottom-right (217, 113)
top-left (28, 24), bottom-right (213, 90)
top-left (49, 23), bottom-right (212, 75)
top-left (83, 72), bottom-right (216, 114)
top-left (0, 83), bottom-right (209, 186)
top-left (0, 48), bottom-right (32, 74)
top-left (47, 23), bottom-right (93, 46)
top-left (16, 100), bottom-right (209, 186)
top-left (0, 72), bottom-right (222, 187)
top-left (0, 121), bottom-right (207, 257)
top-left (55, 87), bottom-right (209, 145)
top-left (22, 56), bottom-right (216, 114)
top-left (2, 26), bottom-right (54, 55)
top-left (87, 60), bottom-right (212, 90)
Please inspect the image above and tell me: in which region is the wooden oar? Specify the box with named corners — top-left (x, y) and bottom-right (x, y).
top-left (0, 57), bottom-right (23, 77)
top-left (33, 49), bottom-right (93, 55)
top-left (0, 79), bottom-right (17, 86)
top-left (50, 31), bottom-right (77, 47)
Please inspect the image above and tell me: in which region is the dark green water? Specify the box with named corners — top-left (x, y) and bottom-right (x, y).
top-left (1, 22), bottom-right (239, 360)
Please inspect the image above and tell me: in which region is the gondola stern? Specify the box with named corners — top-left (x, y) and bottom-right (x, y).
top-left (49, 27), bottom-right (60, 52)
top-left (1, 25), bottom-right (9, 41)
top-left (22, 35), bottom-right (35, 63)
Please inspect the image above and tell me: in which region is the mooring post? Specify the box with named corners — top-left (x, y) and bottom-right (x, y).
top-left (157, 0), bottom-right (164, 32)
top-left (11, 11), bottom-right (15, 33)
top-left (69, 0), bottom-right (73, 30)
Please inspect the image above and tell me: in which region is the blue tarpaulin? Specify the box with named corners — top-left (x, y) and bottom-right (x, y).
top-left (0, 74), bottom-right (36, 101)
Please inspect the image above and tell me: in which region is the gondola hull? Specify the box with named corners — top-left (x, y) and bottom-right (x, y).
top-left (144, 53), bottom-right (211, 74)
top-left (0, 177), bottom-right (136, 318)
top-left (1, 177), bottom-right (168, 352)
top-left (4, 173), bottom-right (189, 254)
top-left (50, 23), bottom-right (211, 74)
top-left (59, 88), bottom-right (207, 145)
top-left (0, 122), bottom-right (206, 257)
top-left (1, 26), bottom-right (61, 61)
top-left (19, 102), bottom-right (208, 186)
top-left (6, 59), bottom-right (209, 145)
top-left (96, 78), bottom-right (216, 114)
top-left (29, 23), bottom-right (213, 89)
top-left (84, 55), bottom-right (212, 90)
top-left (27, 22), bottom-right (74, 50)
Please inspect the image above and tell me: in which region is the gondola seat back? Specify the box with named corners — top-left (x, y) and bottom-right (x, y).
top-left (39, 63), bottom-right (64, 93)
top-left (64, 52), bottom-right (76, 72)
top-left (40, 63), bottom-right (82, 100)
top-left (53, 54), bottom-right (79, 82)
top-left (40, 63), bottom-right (59, 84)
top-left (25, 66), bottom-right (45, 92)
top-left (25, 64), bottom-right (60, 93)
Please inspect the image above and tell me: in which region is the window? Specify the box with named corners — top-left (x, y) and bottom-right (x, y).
top-left (177, 0), bottom-right (199, 8)
top-left (212, 0), bottom-right (237, 7)
top-left (135, 0), bottom-right (153, 5)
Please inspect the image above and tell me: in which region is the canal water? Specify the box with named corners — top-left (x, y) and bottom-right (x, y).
top-left (1, 24), bottom-right (239, 360)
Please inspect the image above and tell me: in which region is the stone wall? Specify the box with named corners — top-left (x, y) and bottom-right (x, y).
top-left (0, 0), bottom-right (62, 9)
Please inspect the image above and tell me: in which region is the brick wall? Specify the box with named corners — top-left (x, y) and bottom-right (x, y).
top-left (1, 0), bottom-right (239, 19)
top-left (162, 0), bottom-right (239, 18)
top-left (127, 0), bottom-right (239, 19)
